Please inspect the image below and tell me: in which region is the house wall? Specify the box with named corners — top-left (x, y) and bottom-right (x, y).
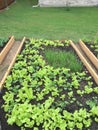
top-left (39, 0), bottom-right (98, 7)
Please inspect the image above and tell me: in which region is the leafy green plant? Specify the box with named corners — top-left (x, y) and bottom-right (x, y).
top-left (0, 38), bottom-right (8, 48)
top-left (77, 90), bottom-right (85, 96)
top-left (90, 106), bottom-right (98, 122)
top-left (94, 86), bottom-right (98, 94)
top-left (84, 85), bottom-right (93, 94)
top-left (86, 97), bottom-right (98, 109)
top-left (3, 92), bottom-right (15, 112)
top-left (71, 74), bottom-right (80, 89)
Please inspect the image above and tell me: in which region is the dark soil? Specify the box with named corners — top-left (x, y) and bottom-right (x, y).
top-left (0, 47), bottom-right (3, 52)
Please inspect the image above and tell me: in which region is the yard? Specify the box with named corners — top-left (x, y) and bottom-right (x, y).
top-left (0, 0), bottom-right (98, 41)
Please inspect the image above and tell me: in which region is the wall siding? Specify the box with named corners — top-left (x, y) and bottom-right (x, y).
top-left (39, 0), bottom-right (98, 7)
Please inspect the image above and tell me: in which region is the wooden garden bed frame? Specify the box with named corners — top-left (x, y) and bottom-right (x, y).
top-left (0, 37), bottom-right (26, 90)
top-left (0, 36), bottom-right (15, 64)
top-left (79, 39), bottom-right (98, 70)
top-left (70, 40), bottom-right (98, 85)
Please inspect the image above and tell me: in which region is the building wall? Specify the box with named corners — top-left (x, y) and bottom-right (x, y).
top-left (39, 0), bottom-right (98, 7)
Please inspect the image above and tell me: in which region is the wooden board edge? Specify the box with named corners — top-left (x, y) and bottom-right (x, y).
top-left (0, 37), bottom-right (26, 90)
top-left (0, 36), bottom-right (15, 64)
top-left (70, 40), bottom-right (98, 85)
top-left (79, 39), bottom-right (98, 70)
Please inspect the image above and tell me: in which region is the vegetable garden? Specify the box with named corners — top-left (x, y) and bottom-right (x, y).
top-left (1, 38), bottom-right (98, 130)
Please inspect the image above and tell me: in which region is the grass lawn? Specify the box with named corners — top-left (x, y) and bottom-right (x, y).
top-left (0, 0), bottom-right (98, 41)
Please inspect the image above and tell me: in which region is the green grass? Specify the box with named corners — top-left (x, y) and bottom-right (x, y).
top-left (44, 48), bottom-right (83, 72)
top-left (0, 0), bottom-right (98, 41)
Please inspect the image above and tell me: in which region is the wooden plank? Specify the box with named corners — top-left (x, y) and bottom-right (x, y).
top-left (0, 0), bottom-right (14, 10)
top-left (79, 39), bottom-right (98, 70)
top-left (0, 37), bottom-right (26, 90)
top-left (0, 0), bottom-right (5, 9)
top-left (0, 36), bottom-right (15, 64)
top-left (70, 40), bottom-right (98, 85)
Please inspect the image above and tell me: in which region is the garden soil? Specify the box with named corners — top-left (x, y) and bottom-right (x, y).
top-left (0, 41), bottom-right (98, 130)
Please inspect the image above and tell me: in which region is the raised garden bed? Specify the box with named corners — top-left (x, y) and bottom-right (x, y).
top-left (82, 39), bottom-right (98, 59)
top-left (70, 40), bottom-right (98, 85)
top-left (0, 36), bottom-right (15, 64)
top-left (0, 38), bottom-right (98, 130)
top-left (0, 37), bottom-right (26, 90)
top-left (79, 40), bottom-right (98, 70)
